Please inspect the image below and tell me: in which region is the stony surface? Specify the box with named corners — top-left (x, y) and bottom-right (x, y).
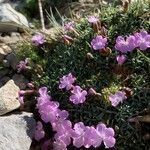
top-left (0, 43), bottom-right (12, 61)
top-left (0, 80), bottom-right (20, 115)
top-left (12, 74), bottom-right (29, 90)
top-left (6, 52), bottom-right (18, 70)
top-left (0, 3), bottom-right (29, 32)
top-left (2, 59), bottom-right (10, 67)
top-left (0, 69), bottom-right (9, 79)
top-left (0, 76), bottom-right (10, 86)
top-left (0, 32), bottom-right (23, 44)
top-left (0, 112), bottom-right (36, 150)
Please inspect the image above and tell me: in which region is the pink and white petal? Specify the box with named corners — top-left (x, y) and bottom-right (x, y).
top-left (80, 95), bottom-right (86, 103)
top-left (59, 83), bottom-right (66, 89)
top-left (105, 128), bottom-right (115, 137)
top-left (39, 87), bottom-right (48, 95)
top-left (104, 136), bottom-right (116, 148)
top-left (69, 95), bottom-right (77, 103)
top-left (53, 140), bottom-right (67, 150)
top-left (74, 122), bottom-right (86, 134)
top-left (73, 137), bottom-right (84, 148)
top-left (82, 90), bottom-right (87, 96)
top-left (92, 131), bottom-right (102, 148)
top-left (58, 110), bottom-right (69, 120)
top-left (139, 43), bottom-right (148, 50)
top-left (96, 123), bottom-right (106, 134)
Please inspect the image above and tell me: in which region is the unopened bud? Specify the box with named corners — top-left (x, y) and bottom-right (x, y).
top-left (86, 53), bottom-right (94, 60)
top-left (89, 88), bottom-right (97, 95)
top-left (100, 47), bottom-right (112, 56)
top-left (27, 83), bottom-right (35, 89)
top-left (18, 90), bottom-right (25, 96)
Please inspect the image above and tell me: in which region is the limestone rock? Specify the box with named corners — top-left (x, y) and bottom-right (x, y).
top-left (0, 44), bottom-right (12, 61)
top-left (0, 3), bottom-right (29, 32)
top-left (0, 32), bottom-right (23, 44)
top-left (0, 112), bottom-right (36, 150)
top-left (0, 80), bottom-right (20, 115)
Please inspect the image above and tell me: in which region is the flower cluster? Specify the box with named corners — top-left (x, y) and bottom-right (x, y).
top-left (36, 87), bottom-right (116, 150)
top-left (109, 91), bottom-right (127, 107)
top-left (115, 30), bottom-right (150, 53)
top-left (59, 73), bottom-right (87, 104)
top-left (72, 122), bottom-right (115, 149)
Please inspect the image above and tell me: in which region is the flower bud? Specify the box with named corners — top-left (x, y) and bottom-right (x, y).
top-left (27, 83), bottom-right (35, 89)
top-left (100, 47), bottom-right (112, 56)
top-left (18, 90), bottom-right (25, 96)
top-left (116, 55), bottom-right (127, 65)
top-left (86, 53), bottom-right (94, 60)
top-left (88, 88), bottom-right (97, 95)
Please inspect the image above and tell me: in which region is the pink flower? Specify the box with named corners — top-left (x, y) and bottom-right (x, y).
top-left (53, 140), bottom-right (67, 150)
top-left (37, 87), bottom-right (60, 123)
top-left (116, 55), bottom-right (127, 65)
top-left (69, 86), bottom-right (87, 104)
top-left (54, 120), bottom-right (73, 146)
top-left (59, 73), bottom-right (76, 90)
top-left (17, 58), bottom-right (28, 73)
top-left (91, 36), bottom-right (107, 50)
top-left (63, 22), bottom-right (75, 31)
top-left (109, 91), bottom-right (127, 107)
top-left (31, 33), bottom-right (45, 46)
top-left (88, 16), bottom-right (99, 24)
top-left (52, 110), bottom-right (69, 131)
top-left (134, 30), bottom-right (150, 50)
top-left (34, 121), bottom-right (45, 141)
top-left (94, 123), bottom-right (116, 148)
top-left (72, 122), bottom-right (86, 148)
top-left (115, 35), bottom-right (136, 53)
top-left (18, 90), bottom-right (25, 104)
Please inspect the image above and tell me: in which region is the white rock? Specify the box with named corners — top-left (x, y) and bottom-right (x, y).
top-left (0, 112), bottom-right (36, 150)
top-left (0, 3), bottom-right (29, 32)
top-left (0, 80), bottom-right (20, 115)
top-left (0, 44), bottom-right (12, 61)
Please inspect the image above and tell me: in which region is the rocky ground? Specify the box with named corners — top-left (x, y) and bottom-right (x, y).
top-left (0, 2), bottom-right (35, 150)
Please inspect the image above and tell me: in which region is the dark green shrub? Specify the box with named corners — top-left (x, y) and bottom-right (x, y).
top-left (17, 1), bottom-right (150, 149)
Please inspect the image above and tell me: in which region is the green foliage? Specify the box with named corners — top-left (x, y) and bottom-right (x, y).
top-left (17, 1), bottom-right (150, 149)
